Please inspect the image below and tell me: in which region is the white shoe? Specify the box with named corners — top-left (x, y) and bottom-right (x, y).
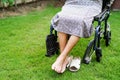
top-left (69, 57), bottom-right (81, 72)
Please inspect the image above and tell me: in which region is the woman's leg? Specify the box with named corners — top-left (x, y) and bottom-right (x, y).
top-left (56, 32), bottom-right (69, 73)
top-left (58, 32), bottom-right (68, 53)
top-left (52, 33), bottom-right (80, 73)
top-left (52, 32), bottom-right (68, 73)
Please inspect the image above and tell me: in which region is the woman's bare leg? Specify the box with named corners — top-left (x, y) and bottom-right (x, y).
top-left (52, 34), bottom-right (80, 73)
top-left (57, 32), bottom-right (70, 73)
top-left (52, 32), bottom-right (68, 73)
top-left (58, 32), bottom-right (68, 53)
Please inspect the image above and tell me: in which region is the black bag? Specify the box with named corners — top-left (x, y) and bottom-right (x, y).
top-left (45, 26), bottom-right (59, 57)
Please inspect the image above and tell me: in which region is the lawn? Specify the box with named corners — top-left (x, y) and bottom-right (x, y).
top-left (0, 6), bottom-right (120, 80)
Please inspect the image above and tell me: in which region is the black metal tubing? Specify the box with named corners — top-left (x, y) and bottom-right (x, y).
top-left (104, 11), bottom-right (110, 37)
top-left (93, 25), bottom-right (101, 51)
top-left (93, 7), bottom-right (110, 49)
top-left (94, 9), bottom-right (110, 22)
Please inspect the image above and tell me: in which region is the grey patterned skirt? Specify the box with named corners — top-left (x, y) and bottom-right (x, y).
top-left (51, 0), bottom-right (102, 38)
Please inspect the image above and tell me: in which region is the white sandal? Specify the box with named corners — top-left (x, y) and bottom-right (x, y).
top-left (69, 57), bottom-right (81, 72)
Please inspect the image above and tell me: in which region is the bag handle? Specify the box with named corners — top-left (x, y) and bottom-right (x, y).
top-left (50, 25), bottom-right (57, 36)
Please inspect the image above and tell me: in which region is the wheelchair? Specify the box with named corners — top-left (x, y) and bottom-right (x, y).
top-left (45, 0), bottom-right (113, 64)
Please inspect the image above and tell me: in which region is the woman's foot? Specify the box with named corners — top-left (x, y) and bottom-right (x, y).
top-left (52, 56), bottom-right (65, 73)
top-left (61, 56), bottom-right (73, 73)
top-left (52, 56), bottom-right (72, 73)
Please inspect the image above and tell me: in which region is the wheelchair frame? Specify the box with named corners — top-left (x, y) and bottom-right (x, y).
top-left (82, 6), bottom-right (111, 64)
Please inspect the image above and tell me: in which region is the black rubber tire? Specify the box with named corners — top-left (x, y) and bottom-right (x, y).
top-left (104, 24), bottom-right (111, 46)
top-left (96, 47), bottom-right (102, 62)
top-left (83, 40), bottom-right (95, 64)
top-left (105, 31), bottom-right (111, 46)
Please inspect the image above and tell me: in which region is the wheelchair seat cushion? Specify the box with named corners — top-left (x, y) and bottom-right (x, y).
top-left (51, 0), bottom-right (103, 38)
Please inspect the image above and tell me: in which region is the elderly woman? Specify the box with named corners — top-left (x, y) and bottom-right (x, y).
top-left (51, 0), bottom-right (103, 73)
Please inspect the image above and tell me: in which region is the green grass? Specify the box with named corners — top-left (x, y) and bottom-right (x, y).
top-left (0, 6), bottom-right (120, 80)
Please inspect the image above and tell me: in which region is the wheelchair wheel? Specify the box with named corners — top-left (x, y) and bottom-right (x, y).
top-left (83, 40), bottom-right (95, 64)
top-left (105, 24), bottom-right (111, 46)
top-left (96, 47), bottom-right (102, 62)
top-left (105, 31), bottom-right (111, 46)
